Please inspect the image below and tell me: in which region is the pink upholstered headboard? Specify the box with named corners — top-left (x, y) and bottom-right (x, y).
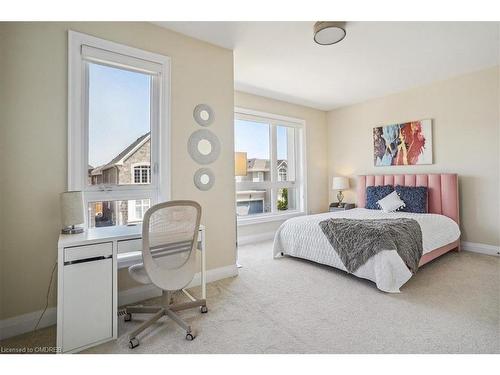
top-left (357, 174), bottom-right (459, 224)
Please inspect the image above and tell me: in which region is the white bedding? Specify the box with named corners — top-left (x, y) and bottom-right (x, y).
top-left (272, 208), bottom-right (461, 293)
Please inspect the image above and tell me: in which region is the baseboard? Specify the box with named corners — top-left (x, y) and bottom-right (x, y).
top-left (117, 263), bottom-right (239, 306)
top-left (187, 263), bottom-right (239, 288)
top-left (461, 241), bottom-right (500, 256)
top-left (238, 231), bottom-right (275, 246)
top-left (117, 284), bottom-right (163, 307)
top-left (0, 264), bottom-right (238, 341)
top-left (0, 306), bottom-right (57, 341)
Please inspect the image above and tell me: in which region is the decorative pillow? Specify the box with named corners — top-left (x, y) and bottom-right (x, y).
top-left (365, 185), bottom-right (394, 209)
top-left (377, 191), bottom-right (406, 213)
top-left (395, 185), bottom-right (428, 213)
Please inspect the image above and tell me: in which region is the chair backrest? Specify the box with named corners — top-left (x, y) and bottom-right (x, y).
top-left (141, 200), bottom-right (202, 291)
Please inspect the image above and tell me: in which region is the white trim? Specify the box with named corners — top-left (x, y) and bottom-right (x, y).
top-left (0, 307), bottom-right (57, 341)
top-left (0, 264), bottom-right (238, 341)
top-left (238, 231), bottom-right (276, 246)
top-left (81, 44), bottom-right (163, 75)
top-left (118, 264), bottom-right (238, 306)
top-left (234, 107), bottom-right (308, 224)
top-left (131, 163), bottom-right (152, 185)
top-left (237, 211), bottom-right (305, 226)
top-left (117, 284), bottom-right (162, 307)
top-left (187, 264), bottom-right (238, 290)
top-left (235, 107), bottom-right (306, 127)
top-left (461, 241), bottom-right (500, 256)
top-left (68, 31), bottom-right (171, 220)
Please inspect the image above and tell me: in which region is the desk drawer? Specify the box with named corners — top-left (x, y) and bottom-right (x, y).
top-left (64, 242), bottom-right (112, 263)
top-left (117, 238), bottom-right (142, 254)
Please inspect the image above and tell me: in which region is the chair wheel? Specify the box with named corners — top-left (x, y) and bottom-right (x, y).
top-left (124, 313), bottom-right (132, 322)
top-left (129, 338), bottom-right (139, 349)
top-left (185, 333), bottom-right (195, 341)
top-left (200, 305), bottom-right (208, 313)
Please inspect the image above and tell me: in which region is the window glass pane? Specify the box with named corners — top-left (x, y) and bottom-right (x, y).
top-left (88, 199), bottom-right (151, 228)
top-left (87, 63), bottom-right (152, 187)
top-left (235, 119), bottom-right (270, 182)
top-left (277, 188), bottom-right (297, 212)
top-left (276, 126), bottom-right (295, 182)
top-left (236, 188), bottom-right (271, 216)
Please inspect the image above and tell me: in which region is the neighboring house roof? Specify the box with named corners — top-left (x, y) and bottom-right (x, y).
top-left (247, 158), bottom-right (269, 172)
top-left (247, 158), bottom-right (287, 172)
top-left (90, 165), bottom-right (104, 176)
top-left (89, 132), bottom-right (150, 175)
top-left (277, 160), bottom-right (287, 170)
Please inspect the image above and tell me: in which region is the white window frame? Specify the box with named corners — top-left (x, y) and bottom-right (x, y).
top-left (131, 162), bottom-right (151, 184)
top-left (68, 31), bottom-right (171, 226)
top-left (128, 198), bottom-right (151, 223)
top-left (235, 107), bottom-right (307, 226)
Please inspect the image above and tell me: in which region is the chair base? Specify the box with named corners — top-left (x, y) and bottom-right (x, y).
top-left (124, 291), bottom-right (207, 349)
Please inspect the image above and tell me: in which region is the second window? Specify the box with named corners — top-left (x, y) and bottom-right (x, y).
top-left (234, 109), bottom-right (305, 221)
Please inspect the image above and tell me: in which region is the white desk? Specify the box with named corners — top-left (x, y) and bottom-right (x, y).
top-left (57, 224), bottom-right (206, 353)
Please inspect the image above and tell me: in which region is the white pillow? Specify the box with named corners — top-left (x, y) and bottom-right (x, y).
top-left (377, 191), bottom-right (406, 213)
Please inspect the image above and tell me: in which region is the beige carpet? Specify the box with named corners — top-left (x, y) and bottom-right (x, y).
top-left (2, 241), bottom-right (499, 353)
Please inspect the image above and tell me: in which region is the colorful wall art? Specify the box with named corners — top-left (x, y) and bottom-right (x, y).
top-left (373, 119), bottom-right (432, 166)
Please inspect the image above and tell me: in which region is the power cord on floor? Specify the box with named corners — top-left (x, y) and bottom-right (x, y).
top-left (31, 261), bottom-right (57, 342)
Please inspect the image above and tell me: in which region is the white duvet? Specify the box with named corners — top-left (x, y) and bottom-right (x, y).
top-left (273, 208), bottom-right (460, 293)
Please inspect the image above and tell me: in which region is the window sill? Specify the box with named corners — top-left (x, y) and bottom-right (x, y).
top-left (237, 211), bottom-right (305, 226)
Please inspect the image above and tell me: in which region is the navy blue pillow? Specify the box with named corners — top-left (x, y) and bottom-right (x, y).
top-left (365, 185), bottom-right (394, 209)
top-left (395, 185), bottom-right (428, 213)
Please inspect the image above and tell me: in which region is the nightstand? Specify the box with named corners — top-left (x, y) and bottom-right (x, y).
top-left (329, 203), bottom-right (355, 212)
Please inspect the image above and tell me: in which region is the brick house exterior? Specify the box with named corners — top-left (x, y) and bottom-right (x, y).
top-left (88, 133), bottom-right (151, 227)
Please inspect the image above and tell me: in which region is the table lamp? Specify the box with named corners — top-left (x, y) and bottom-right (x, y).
top-left (60, 191), bottom-right (85, 234)
top-left (332, 176), bottom-right (349, 207)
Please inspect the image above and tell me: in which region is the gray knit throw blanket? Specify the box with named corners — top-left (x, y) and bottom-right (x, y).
top-left (319, 218), bottom-right (423, 274)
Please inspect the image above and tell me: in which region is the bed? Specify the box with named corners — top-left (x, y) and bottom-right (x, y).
top-left (273, 173), bottom-right (461, 292)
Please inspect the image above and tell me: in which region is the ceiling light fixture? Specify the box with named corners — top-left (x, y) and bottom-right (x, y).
top-left (313, 21), bottom-right (346, 45)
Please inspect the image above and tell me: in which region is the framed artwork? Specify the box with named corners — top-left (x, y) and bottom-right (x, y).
top-left (373, 119), bottom-right (433, 166)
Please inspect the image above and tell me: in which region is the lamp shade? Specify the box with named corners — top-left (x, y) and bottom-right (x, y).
top-left (332, 176), bottom-right (349, 190)
top-left (60, 191), bottom-right (85, 227)
top-left (235, 152), bottom-right (248, 177)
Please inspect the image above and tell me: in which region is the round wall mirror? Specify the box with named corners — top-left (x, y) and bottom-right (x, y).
top-left (193, 104), bottom-right (215, 127)
top-left (194, 168), bottom-right (215, 191)
top-left (198, 139), bottom-right (212, 155)
top-left (200, 174), bottom-right (210, 184)
top-left (187, 129), bottom-right (221, 165)
top-left (200, 110), bottom-right (210, 121)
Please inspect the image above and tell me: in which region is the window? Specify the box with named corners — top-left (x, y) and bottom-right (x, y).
top-left (234, 108), bottom-right (306, 224)
top-left (135, 199), bottom-right (151, 219)
top-left (278, 166), bottom-right (287, 182)
top-left (133, 164), bottom-right (151, 184)
top-left (68, 31), bottom-right (170, 228)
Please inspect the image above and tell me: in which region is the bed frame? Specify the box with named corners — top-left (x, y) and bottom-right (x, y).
top-left (357, 174), bottom-right (460, 266)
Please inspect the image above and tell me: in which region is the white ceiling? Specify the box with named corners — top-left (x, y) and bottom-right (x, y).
top-left (155, 22), bottom-right (499, 111)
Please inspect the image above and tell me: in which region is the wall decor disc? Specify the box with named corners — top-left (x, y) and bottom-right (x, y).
top-left (193, 104), bottom-right (215, 127)
top-left (187, 129), bottom-right (221, 164)
top-left (194, 168), bottom-right (215, 191)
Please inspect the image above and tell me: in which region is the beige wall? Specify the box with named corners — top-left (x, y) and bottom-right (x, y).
top-left (234, 91), bottom-right (329, 239)
top-left (327, 66), bottom-right (500, 246)
top-left (0, 25), bottom-right (5, 320)
top-left (0, 22), bottom-right (236, 320)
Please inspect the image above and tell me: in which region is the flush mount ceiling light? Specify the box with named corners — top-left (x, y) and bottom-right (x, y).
top-left (313, 21), bottom-right (346, 45)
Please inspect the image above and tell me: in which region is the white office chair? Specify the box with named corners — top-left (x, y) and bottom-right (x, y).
top-left (124, 200), bottom-right (207, 349)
